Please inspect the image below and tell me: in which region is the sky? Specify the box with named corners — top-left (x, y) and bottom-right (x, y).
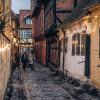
top-left (11, 0), bottom-right (31, 14)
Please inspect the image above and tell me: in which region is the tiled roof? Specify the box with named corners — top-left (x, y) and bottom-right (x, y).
top-left (60, 0), bottom-right (100, 28)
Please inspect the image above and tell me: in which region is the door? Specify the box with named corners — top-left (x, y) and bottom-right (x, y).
top-left (85, 35), bottom-right (90, 78)
top-left (70, 33), bottom-right (85, 77)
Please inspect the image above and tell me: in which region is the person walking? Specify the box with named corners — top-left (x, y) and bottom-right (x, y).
top-left (15, 52), bottom-right (20, 68)
top-left (28, 51), bottom-right (34, 71)
top-left (21, 52), bottom-right (28, 71)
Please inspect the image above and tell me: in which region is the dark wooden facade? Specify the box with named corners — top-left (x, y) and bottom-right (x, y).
top-left (45, 0), bottom-right (81, 69)
top-left (45, 0), bottom-right (58, 69)
top-left (31, 0), bottom-right (46, 65)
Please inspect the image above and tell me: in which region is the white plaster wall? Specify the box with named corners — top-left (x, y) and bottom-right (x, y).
top-left (60, 52), bottom-right (63, 72)
top-left (64, 33), bottom-right (85, 80)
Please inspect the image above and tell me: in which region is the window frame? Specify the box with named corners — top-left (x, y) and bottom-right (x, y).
top-left (24, 17), bottom-right (32, 25)
top-left (72, 32), bottom-right (86, 56)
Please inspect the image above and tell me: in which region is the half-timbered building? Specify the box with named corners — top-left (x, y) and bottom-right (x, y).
top-left (59, 0), bottom-right (100, 88)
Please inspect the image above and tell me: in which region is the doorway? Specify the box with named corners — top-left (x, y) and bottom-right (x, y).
top-left (85, 35), bottom-right (90, 78)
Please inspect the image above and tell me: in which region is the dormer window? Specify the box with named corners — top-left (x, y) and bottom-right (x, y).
top-left (24, 16), bottom-right (32, 24)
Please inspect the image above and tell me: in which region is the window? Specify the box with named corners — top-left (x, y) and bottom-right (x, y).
top-left (72, 33), bottom-right (76, 55)
top-left (24, 17), bottom-right (32, 24)
top-left (81, 33), bottom-right (86, 56)
top-left (72, 32), bottom-right (85, 56)
top-left (76, 33), bottom-right (80, 55)
top-left (20, 30), bottom-right (32, 39)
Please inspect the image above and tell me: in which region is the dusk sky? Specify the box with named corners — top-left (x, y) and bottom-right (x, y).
top-left (11, 0), bottom-right (31, 14)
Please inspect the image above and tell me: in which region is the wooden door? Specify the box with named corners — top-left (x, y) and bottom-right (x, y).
top-left (85, 35), bottom-right (90, 78)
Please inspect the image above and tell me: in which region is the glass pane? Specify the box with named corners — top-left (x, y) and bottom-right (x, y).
top-left (72, 44), bottom-right (75, 56)
top-left (76, 33), bottom-right (80, 55)
top-left (72, 34), bottom-right (76, 56)
top-left (81, 34), bottom-right (85, 56)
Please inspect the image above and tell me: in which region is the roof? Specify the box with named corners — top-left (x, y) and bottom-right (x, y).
top-left (11, 10), bottom-right (18, 19)
top-left (60, 0), bottom-right (100, 29)
top-left (31, 0), bottom-right (43, 18)
top-left (24, 13), bottom-right (31, 18)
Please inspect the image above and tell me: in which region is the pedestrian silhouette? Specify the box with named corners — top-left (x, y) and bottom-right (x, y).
top-left (28, 51), bottom-right (34, 71)
top-left (15, 52), bottom-right (20, 68)
top-left (21, 52), bottom-right (28, 71)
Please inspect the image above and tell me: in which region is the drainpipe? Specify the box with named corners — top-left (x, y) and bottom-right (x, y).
top-left (61, 28), bottom-right (66, 73)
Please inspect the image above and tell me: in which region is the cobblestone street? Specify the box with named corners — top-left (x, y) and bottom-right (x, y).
top-left (23, 63), bottom-right (100, 100)
top-left (1, 0), bottom-right (100, 100)
top-left (5, 63), bottom-right (100, 100)
top-left (23, 63), bottom-right (69, 100)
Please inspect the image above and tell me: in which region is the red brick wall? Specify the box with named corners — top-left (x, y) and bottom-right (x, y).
top-left (56, 0), bottom-right (82, 24)
top-left (19, 10), bottom-right (32, 29)
top-left (56, 0), bottom-right (74, 24)
top-left (45, 0), bottom-right (76, 29)
top-left (31, 4), bottom-right (46, 65)
top-left (56, 0), bottom-right (74, 10)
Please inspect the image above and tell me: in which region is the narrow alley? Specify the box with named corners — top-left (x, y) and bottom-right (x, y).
top-left (1, 0), bottom-right (100, 99)
top-left (4, 63), bottom-right (100, 100)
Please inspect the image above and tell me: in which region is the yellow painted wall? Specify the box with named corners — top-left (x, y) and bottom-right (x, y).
top-left (0, 0), bottom-right (12, 99)
top-left (90, 7), bottom-right (100, 88)
top-left (0, 34), bottom-right (11, 100)
top-left (4, 0), bottom-right (12, 41)
top-left (11, 12), bottom-right (19, 62)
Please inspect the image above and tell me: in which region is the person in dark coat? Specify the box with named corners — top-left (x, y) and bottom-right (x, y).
top-left (21, 52), bottom-right (28, 71)
top-left (15, 52), bottom-right (20, 68)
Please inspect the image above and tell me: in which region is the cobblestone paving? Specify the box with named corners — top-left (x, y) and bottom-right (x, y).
top-left (5, 63), bottom-right (100, 100)
top-left (23, 63), bottom-right (100, 100)
top-left (4, 68), bottom-right (27, 100)
top-left (23, 64), bottom-right (70, 100)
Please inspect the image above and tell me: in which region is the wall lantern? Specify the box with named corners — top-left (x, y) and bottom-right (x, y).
top-left (13, 37), bottom-right (17, 43)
